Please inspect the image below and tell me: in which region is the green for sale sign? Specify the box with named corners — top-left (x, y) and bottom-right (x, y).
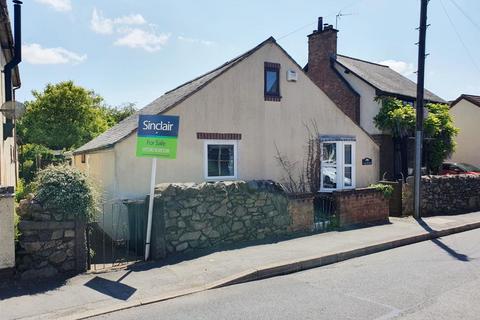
top-left (136, 115), bottom-right (180, 159)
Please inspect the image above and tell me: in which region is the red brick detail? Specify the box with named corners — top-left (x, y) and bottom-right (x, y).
top-left (306, 30), bottom-right (361, 124)
top-left (264, 95), bottom-right (282, 102)
top-left (264, 62), bottom-right (280, 69)
top-left (334, 188), bottom-right (389, 227)
top-left (196, 132), bottom-right (242, 140)
top-left (288, 194), bottom-right (315, 232)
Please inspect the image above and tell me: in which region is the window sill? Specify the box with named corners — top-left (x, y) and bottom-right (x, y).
top-left (264, 95), bottom-right (282, 102)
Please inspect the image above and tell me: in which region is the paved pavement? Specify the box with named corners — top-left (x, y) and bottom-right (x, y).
top-left (1, 212), bottom-right (480, 320)
top-left (93, 228), bottom-right (480, 320)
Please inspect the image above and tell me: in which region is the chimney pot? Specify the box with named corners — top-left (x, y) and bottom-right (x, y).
top-left (317, 17), bottom-right (323, 32)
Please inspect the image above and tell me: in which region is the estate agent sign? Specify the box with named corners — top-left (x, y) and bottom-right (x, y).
top-left (136, 114), bottom-right (180, 261)
top-left (136, 115), bottom-right (180, 159)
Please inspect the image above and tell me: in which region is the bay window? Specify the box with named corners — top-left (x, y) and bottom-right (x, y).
top-left (320, 137), bottom-right (356, 192)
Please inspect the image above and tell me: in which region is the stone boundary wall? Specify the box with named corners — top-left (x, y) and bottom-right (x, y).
top-left (403, 175), bottom-right (480, 216)
top-left (0, 186), bottom-right (15, 277)
top-left (15, 199), bottom-right (87, 280)
top-left (150, 181), bottom-right (293, 259)
top-left (334, 188), bottom-right (389, 227)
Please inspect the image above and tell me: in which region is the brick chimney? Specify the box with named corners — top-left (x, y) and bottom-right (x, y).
top-left (306, 17), bottom-right (360, 124)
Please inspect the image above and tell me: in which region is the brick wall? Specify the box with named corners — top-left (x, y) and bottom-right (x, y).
top-left (334, 188), bottom-right (389, 227)
top-left (306, 29), bottom-right (361, 124)
top-left (288, 194), bottom-right (315, 233)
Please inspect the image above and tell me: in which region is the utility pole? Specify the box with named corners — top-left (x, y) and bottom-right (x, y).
top-left (414, 0), bottom-right (429, 219)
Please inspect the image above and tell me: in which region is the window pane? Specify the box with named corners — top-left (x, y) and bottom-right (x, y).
top-left (344, 144), bottom-right (352, 165)
top-left (322, 143), bottom-right (336, 164)
top-left (344, 167), bottom-right (352, 187)
top-left (208, 160), bottom-right (219, 177)
top-left (266, 70), bottom-right (279, 95)
top-left (207, 145), bottom-right (219, 161)
top-left (322, 167), bottom-right (337, 189)
top-left (220, 160), bottom-right (235, 176)
top-left (220, 145), bottom-right (234, 161)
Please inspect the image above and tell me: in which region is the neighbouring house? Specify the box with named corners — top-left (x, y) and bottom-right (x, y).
top-left (305, 17), bottom-right (445, 180)
top-left (73, 37), bottom-right (380, 201)
top-left (0, 0), bottom-right (20, 188)
top-left (0, 0), bottom-right (21, 277)
top-left (449, 94), bottom-right (480, 167)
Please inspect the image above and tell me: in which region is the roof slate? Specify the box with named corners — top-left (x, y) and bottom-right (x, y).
top-left (335, 55), bottom-right (445, 103)
top-left (74, 37), bottom-right (275, 154)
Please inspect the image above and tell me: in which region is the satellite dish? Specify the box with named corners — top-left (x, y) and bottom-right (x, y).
top-left (0, 101), bottom-right (25, 119)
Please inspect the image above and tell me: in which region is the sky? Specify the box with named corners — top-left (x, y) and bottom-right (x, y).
top-left (12, 0), bottom-right (480, 108)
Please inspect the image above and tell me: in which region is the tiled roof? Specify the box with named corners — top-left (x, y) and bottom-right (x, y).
top-left (74, 37), bottom-right (276, 154)
top-left (451, 94), bottom-right (480, 108)
top-left (335, 55), bottom-right (445, 103)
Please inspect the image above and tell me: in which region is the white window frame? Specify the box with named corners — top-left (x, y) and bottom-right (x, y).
top-left (320, 141), bottom-right (356, 192)
top-left (204, 140), bottom-right (238, 181)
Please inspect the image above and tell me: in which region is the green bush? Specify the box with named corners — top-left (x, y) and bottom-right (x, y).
top-left (34, 165), bottom-right (98, 221)
top-left (14, 212), bottom-right (21, 242)
top-left (15, 178), bottom-right (34, 202)
top-left (370, 183), bottom-right (394, 199)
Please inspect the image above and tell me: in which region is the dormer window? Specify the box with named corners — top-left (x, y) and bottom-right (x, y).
top-left (264, 62), bottom-right (281, 101)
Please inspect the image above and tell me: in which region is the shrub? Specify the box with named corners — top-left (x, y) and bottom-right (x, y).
top-left (15, 178), bottom-right (34, 202)
top-left (33, 165), bottom-right (98, 221)
top-left (370, 183), bottom-right (394, 199)
top-left (14, 212), bottom-right (20, 242)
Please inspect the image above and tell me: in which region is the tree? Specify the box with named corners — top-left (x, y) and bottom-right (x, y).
top-left (101, 102), bottom-right (136, 127)
top-left (17, 81), bottom-right (109, 150)
top-left (374, 96), bottom-right (458, 177)
top-left (423, 103), bottom-right (459, 172)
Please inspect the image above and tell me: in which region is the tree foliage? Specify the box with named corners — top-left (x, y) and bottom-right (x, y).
top-left (374, 96), bottom-right (458, 173)
top-left (18, 81), bottom-right (109, 150)
top-left (16, 81), bottom-right (136, 184)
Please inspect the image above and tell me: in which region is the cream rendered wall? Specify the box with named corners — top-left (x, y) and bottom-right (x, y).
top-left (450, 99), bottom-right (480, 166)
top-left (334, 63), bottom-right (383, 135)
top-left (85, 42), bottom-right (379, 200)
top-left (0, 193), bottom-right (15, 270)
top-left (73, 150), bottom-right (116, 200)
top-left (0, 50), bottom-right (16, 187)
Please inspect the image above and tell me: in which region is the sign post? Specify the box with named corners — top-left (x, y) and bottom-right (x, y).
top-left (136, 114), bottom-right (179, 261)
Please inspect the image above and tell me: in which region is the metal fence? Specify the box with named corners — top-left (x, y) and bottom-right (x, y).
top-left (313, 193), bottom-right (337, 232)
top-left (86, 200), bottom-right (147, 271)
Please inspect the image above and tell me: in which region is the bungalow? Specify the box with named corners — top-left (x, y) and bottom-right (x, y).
top-left (73, 37), bottom-right (379, 200)
top-left (305, 17), bottom-right (445, 179)
top-left (449, 94), bottom-right (480, 167)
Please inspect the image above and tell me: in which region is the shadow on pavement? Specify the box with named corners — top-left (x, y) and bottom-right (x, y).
top-left (0, 275), bottom-right (69, 300)
top-left (84, 272), bottom-right (136, 300)
top-left (417, 219), bottom-right (470, 262)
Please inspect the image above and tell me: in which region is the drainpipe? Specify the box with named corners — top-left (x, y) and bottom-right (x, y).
top-left (3, 0), bottom-right (22, 141)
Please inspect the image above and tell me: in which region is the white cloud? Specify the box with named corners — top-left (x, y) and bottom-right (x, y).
top-left (35, 0), bottom-right (71, 12)
top-left (90, 8), bottom-right (147, 35)
top-left (23, 43), bottom-right (86, 65)
top-left (115, 28), bottom-right (170, 52)
top-left (114, 14), bottom-right (146, 25)
top-left (379, 60), bottom-right (415, 76)
top-left (178, 36), bottom-right (215, 46)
